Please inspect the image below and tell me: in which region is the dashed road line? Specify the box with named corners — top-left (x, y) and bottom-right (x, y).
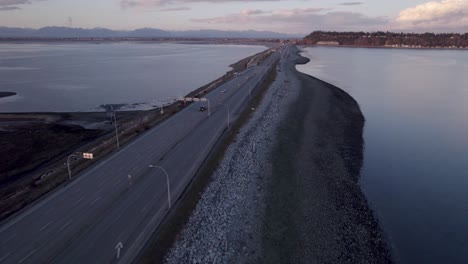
top-left (40, 221), bottom-right (53, 231)
top-left (73, 197), bottom-right (84, 206)
top-left (59, 220), bottom-right (72, 232)
top-left (18, 249), bottom-right (36, 263)
top-left (90, 196), bottom-right (101, 206)
top-left (0, 252), bottom-right (11, 262)
top-left (44, 207), bottom-right (54, 215)
top-left (114, 178), bottom-right (122, 186)
top-left (3, 233), bottom-right (16, 244)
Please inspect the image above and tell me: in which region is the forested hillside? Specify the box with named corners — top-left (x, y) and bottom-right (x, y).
top-left (302, 31), bottom-right (468, 48)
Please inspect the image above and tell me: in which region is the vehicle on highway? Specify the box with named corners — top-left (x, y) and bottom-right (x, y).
top-left (199, 106), bottom-right (207, 111)
top-left (221, 90), bottom-right (226, 93)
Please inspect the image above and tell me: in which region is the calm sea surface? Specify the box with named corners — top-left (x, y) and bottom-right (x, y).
top-left (0, 43), bottom-right (265, 112)
top-left (298, 47), bottom-right (468, 264)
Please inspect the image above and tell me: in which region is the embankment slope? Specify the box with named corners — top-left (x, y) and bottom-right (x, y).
top-left (163, 46), bottom-right (392, 263)
top-left (261, 48), bottom-right (392, 263)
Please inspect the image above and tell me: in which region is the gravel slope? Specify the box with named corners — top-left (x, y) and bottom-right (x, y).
top-left (165, 46), bottom-right (392, 264)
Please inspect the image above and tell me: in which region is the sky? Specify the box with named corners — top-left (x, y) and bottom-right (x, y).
top-left (0, 0), bottom-right (467, 34)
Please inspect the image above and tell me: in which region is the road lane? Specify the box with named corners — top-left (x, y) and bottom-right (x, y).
top-left (0, 47), bottom-right (283, 264)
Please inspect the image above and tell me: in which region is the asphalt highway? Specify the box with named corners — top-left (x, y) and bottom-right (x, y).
top-left (0, 47), bottom-right (282, 264)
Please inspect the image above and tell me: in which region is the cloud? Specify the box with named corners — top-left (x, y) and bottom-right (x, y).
top-left (120, 0), bottom-right (290, 9)
top-left (0, 0), bottom-right (43, 11)
top-left (0, 6), bottom-right (20, 10)
top-left (394, 0), bottom-right (468, 32)
top-left (339, 2), bottom-right (364, 6)
top-left (0, 0), bottom-right (30, 5)
top-left (191, 8), bottom-right (387, 33)
top-left (240, 9), bottom-right (267, 16)
top-left (160, 6), bottom-right (190, 11)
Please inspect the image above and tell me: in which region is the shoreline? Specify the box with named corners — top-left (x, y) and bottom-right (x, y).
top-left (262, 47), bottom-right (392, 263)
top-left (0, 92), bottom-right (17, 99)
top-left (302, 44), bottom-right (468, 51)
top-left (163, 45), bottom-right (392, 263)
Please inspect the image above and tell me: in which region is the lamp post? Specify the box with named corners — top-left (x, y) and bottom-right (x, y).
top-left (110, 106), bottom-right (120, 150)
top-left (67, 152), bottom-right (94, 181)
top-left (148, 165), bottom-right (171, 209)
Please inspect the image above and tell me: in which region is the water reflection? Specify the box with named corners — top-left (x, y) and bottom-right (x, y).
top-left (0, 43), bottom-right (265, 112)
top-left (298, 47), bottom-right (468, 264)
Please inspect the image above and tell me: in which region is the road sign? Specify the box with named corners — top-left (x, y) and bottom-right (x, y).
top-left (115, 242), bottom-right (124, 259)
top-left (180, 97), bottom-right (208, 102)
top-left (82, 153), bottom-right (94, 159)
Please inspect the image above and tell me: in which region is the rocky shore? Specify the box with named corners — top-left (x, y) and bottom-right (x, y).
top-left (164, 46), bottom-right (392, 263)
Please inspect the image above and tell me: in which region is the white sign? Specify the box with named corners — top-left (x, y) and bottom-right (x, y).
top-left (82, 153), bottom-right (94, 159)
top-left (180, 97), bottom-right (207, 103)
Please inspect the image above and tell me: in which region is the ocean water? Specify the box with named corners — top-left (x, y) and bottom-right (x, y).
top-left (298, 47), bottom-right (468, 264)
top-left (0, 42), bottom-right (265, 112)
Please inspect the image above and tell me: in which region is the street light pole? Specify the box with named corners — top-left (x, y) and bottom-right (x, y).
top-left (67, 153), bottom-right (80, 181)
top-left (110, 106), bottom-right (120, 150)
top-left (148, 165), bottom-right (171, 209)
top-left (67, 152), bottom-right (94, 181)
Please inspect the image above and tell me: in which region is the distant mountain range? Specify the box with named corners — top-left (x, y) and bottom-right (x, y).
top-left (0, 27), bottom-right (301, 39)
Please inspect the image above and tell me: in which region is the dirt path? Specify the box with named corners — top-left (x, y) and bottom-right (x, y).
top-left (261, 48), bottom-right (392, 263)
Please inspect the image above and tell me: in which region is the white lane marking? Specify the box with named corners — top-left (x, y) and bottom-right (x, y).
top-left (114, 178), bottom-right (122, 186)
top-left (141, 202), bottom-right (151, 213)
top-left (18, 249), bottom-right (36, 263)
top-left (58, 220), bottom-right (72, 232)
top-left (90, 196), bottom-right (101, 206)
top-left (0, 252), bottom-right (11, 262)
top-left (98, 180), bottom-right (106, 187)
top-left (73, 197), bottom-right (84, 206)
top-left (39, 221), bottom-right (53, 231)
top-left (4, 233), bottom-right (16, 243)
top-left (44, 207), bottom-right (54, 215)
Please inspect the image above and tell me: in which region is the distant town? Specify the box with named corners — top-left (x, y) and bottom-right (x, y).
top-left (301, 31), bottom-right (468, 49)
